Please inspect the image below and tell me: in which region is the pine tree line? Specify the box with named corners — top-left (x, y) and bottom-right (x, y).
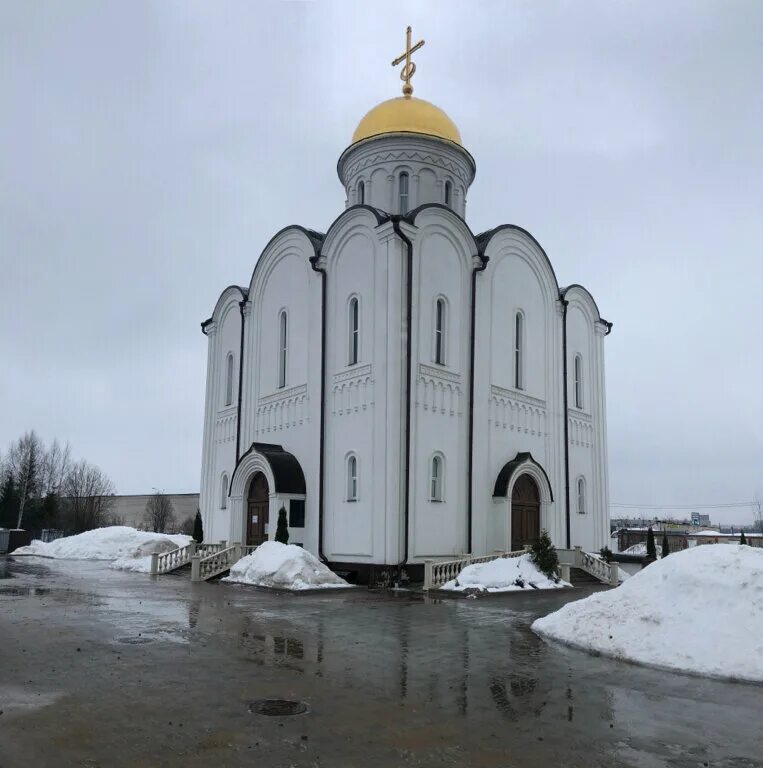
top-left (0, 430), bottom-right (116, 534)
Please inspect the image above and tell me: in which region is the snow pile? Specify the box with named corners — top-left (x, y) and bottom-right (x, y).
top-left (223, 541), bottom-right (351, 591)
top-left (14, 526), bottom-right (190, 572)
top-left (532, 544), bottom-right (763, 682)
top-left (441, 553), bottom-right (570, 593)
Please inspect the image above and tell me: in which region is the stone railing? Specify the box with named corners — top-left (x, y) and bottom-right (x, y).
top-left (150, 541), bottom-right (227, 575)
top-left (557, 546), bottom-right (618, 586)
top-left (580, 551), bottom-right (618, 585)
top-left (191, 542), bottom-right (257, 582)
top-left (423, 550), bottom-right (526, 590)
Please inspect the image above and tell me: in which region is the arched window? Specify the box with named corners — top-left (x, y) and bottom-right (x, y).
top-left (576, 477), bottom-right (586, 514)
top-left (434, 297), bottom-right (446, 365)
top-left (444, 180), bottom-right (452, 207)
top-left (430, 454), bottom-right (444, 501)
top-left (357, 181), bottom-right (365, 205)
top-left (514, 311), bottom-right (524, 390)
top-left (398, 172), bottom-right (409, 214)
top-left (346, 454), bottom-right (358, 501)
top-left (220, 473), bottom-right (229, 509)
top-left (278, 310), bottom-right (288, 388)
top-left (225, 352), bottom-right (235, 406)
top-left (574, 354), bottom-right (583, 409)
top-left (348, 296), bottom-right (359, 365)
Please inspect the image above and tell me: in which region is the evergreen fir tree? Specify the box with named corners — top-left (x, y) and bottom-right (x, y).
top-left (530, 530), bottom-right (559, 579)
top-left (740, 530), bottom-right (747, 545)
top-left (0, 474), bottom-right (20, 529)
top-left (275, 506), bottom-right (289, 544)
top-left (192, 509), bottom-right (203, 543)
top-left (661, 532), bottom-right (670, 557)
top-left (646, 527), bottom-right (657, 559)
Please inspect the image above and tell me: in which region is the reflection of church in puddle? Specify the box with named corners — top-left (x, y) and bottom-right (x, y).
top-left (199, 28), bottom-right (612, 581)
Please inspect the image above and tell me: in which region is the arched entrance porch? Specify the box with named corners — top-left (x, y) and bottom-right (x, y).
top-left (493, 452), bottom-right (555, 551)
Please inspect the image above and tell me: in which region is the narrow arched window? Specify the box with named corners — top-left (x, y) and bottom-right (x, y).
top-left (430, 455), bottom-right (443, 501)
top-left (444, 180), bottom-right (452, 207)
top-left (398, 172), bottom-right (409, 214)
top-left (225, 352), bottom-right (235, 406)
top-left (348, 297), bottom-right (359, 365)
top-left (278, 310), bottom-right (287, 388)
top-left (434, 298), bottom-right (446, 365)
top-left (514, 311), bottom-right (524, 390)
top-left (220, 473), bottom-right (229, 509)
top-left (577, 477), bottom-right (586, 514)
top-left (357, 181), bottom-right (365, 205)
top-left (574, 354), bottom-right (583, 409)
top-left (346, 454), bottom-right (358, 501)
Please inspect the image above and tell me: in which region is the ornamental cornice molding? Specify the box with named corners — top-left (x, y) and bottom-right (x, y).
top-left (418, 363), bottom-right (462, 385)
top-left (257, 383), bottom-right (308, 407)
top-left (333, 363), bottom-right (373, 384)
top-left (568, 408), bottom-right (593, 423)
top-left (490, 384), bottom-right (546, 409)
top-left (344, 148), bottom-right (472, 186)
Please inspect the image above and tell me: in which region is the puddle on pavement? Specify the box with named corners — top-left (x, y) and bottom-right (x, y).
top-left (0, 560), bottom-right (12, 579)
top-left (249, 699), bottom-right (309, 716)
top-left (0, 586), bottom-right (50, 596)
top-left (0, 685), bottom-right (62, 716)
top-left (115, 636), bottom-right (153, 645)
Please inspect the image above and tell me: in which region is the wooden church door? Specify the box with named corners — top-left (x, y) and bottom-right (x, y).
top-left (247, 473), bottom-right (270, 546)
top-left (511, 474), bottom-right (540, 549)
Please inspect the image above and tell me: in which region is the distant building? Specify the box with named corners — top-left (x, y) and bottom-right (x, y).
top-left (691, 512), bottom-right (711, 526)
top-left (687, 530), bottom-right (762, 548)
top-left (110, 494), bottom-right (199, 532)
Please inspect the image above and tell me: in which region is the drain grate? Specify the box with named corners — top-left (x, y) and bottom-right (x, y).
top-left (116, 636), bottom-right (152, 645)
top-left (249, 699), bottom-right (308, 716)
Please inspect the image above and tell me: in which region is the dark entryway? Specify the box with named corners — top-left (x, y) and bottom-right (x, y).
top-left (511, 474), bottom-right (540, 549)
top-left (247, 472), bottom-right (269, 546)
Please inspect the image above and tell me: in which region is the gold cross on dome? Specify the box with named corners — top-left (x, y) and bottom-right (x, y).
top-left (391, 25), bottom-right (425, 98)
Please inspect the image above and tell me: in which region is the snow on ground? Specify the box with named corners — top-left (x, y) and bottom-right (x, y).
top-left (441, 553), bottom-right (570, 593)
top-left (14, 526), bottom-right (190, 573)
top-left (223, 541), bottom-right (351, 591)
top-left (532, 544), bottom-right (763, 683)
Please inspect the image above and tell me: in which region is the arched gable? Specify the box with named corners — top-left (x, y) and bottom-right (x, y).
top-left (561, 284), bottom-right (611, 332)
top-left (201, 285), bottom-right (247, 334)
top-left (478, 226), bottom-right (560, 307)
top-left (248, 226), bottom-right (323, 307)
top-left (320, 205), bottom-right (388, 261)
top-left (405, 203), bottom-right (480, 266)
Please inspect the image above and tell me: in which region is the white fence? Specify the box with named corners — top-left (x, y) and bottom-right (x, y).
top-left (191, 542), bottom-right (258, 582)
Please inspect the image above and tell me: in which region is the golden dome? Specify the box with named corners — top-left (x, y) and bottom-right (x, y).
top-left (352, 96), bottom-right (462, 146)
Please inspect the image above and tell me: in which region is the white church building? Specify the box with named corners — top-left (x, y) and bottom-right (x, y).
top-left (199, 33), bottom-right (612, 582)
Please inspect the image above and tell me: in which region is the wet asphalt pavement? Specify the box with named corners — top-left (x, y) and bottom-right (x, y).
top-left (0, 556), bottom-right (761, 768)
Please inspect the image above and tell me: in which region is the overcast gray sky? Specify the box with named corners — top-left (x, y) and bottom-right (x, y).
top-left (1, 1), bottom-right (761, 525)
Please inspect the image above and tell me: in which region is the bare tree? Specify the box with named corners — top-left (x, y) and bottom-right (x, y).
top-left (39, 439), bottom-right (72, 497)
top-left (62, 460), bottom-right (115, 533)
top-left (7, 431), bottom-right (43, 528)
top-left (144, 491), bottom-right (175, 533)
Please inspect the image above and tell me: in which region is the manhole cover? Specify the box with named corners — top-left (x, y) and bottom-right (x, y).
top-left (116, 636), bottom-right (152, 645)
top-left (249, 699), bottom-right (308, 716)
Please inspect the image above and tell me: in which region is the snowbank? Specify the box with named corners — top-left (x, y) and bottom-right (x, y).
top-left (441, 553), bottom-right (570, 593)
top-left (223, 541), bottom-right (351, 591)
top-left (14, 526), bottom-right (190, 572)
top-left (532, 544), bottom-right (763, 682)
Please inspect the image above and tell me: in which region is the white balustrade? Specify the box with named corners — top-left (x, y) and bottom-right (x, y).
top-left (424, 549), bottom-right (525, 590)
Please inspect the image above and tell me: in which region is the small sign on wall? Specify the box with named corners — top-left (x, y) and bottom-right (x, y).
top-left (251, 515), bottom-right (258, 523)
